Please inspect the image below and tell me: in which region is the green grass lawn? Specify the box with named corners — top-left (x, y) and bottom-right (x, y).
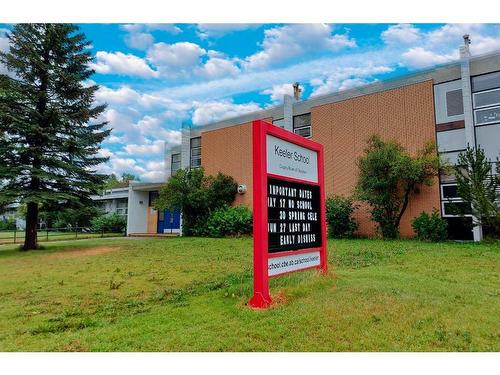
top-left (0, 237), bottom-right (498, 351)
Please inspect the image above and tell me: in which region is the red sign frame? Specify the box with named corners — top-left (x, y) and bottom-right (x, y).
top-left (248, 120), bottom-right (328, 309)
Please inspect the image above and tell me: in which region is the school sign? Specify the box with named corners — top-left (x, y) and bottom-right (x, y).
top-left (249, 120), bottom-right (328, 309)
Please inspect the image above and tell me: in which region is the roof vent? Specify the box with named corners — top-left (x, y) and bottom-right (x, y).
top-left (460, 34), bottom-right (471, 58)
top-left (292, 82), bottom-right (302, 101)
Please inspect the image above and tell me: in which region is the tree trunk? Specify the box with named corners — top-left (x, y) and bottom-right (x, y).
top-left (23, 202), bottom-right (38, 250)
top-left (395, 188), bottom-right (411, 230)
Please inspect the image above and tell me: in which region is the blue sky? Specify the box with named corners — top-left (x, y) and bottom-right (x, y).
top-left (1, 23), bottom-right (500, 181)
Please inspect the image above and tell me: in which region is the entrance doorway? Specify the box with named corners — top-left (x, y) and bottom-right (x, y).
top-left (157, 209), bottom-right (181, 234)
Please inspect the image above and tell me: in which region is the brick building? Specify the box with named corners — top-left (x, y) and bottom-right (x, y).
top-left (160, 46), bottom-right (500, 241)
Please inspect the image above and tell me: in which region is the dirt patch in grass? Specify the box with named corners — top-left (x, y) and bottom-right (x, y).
top-left (46, 246), bottom-right (120, 260)
top-left (63, 339), bottom-right (89, 352)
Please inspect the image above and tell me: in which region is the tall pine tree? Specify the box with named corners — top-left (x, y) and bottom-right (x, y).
top-left (0, 24), bottom-right (110, 250)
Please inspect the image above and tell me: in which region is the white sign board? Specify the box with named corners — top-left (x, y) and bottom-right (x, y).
top-left (266, 135), bottom-right (318, 183)
top-left (268, 251), bottom-right (321, 277)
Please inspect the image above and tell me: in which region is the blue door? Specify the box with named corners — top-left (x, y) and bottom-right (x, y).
top-left (157, 209), bottom-right (181, 234)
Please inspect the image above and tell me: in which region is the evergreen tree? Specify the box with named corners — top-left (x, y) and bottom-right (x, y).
top-left (0, 24), bottom-right (109, 250)
top-left (454, 146), bottom-right (500, 237)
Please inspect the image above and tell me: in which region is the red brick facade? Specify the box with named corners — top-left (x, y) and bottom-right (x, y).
top-left (201, 81), bottom-right (440, 237)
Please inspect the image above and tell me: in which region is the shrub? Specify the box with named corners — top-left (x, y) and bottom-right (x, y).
top-left (356, 135), bottom-right (439, 239)
top-left (0, 217), bottom-right (16, 231)
top-left (411, 209), bottom-right (448, 242)
top-left (156, 168), bottom-right (238, 236)
top-left (90, 213), bottom-right (126, 233)
top-left (205, 205), bottom-right (252, 237)
top-left (325, 195), bottom-right (358, 238)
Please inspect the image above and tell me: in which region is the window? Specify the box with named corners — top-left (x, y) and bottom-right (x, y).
top-left (472, 71), bottom-right (500, 93)
top-left (473, 88), bottom-right (500, 109)
top-left (442, 185), bottom-right (459, 199)
top-left (445, 89), bottom-right (464, 117)
top-left (440, 183), bottom-right (471, 218)
top-left (148, 191), bottom-right (159, 207)
top-left (293, 113), bottom-right (311, 138)
top-left (190, 137), bottom-right (201, 168)
top-left (115, 199), bottom-right (128, 216)
top-left (443, 201), bottom-right (472, 216)
top-left (171, 153), bottom-right (181, 175)
top-left (474, 106), bottom-right (500, 126)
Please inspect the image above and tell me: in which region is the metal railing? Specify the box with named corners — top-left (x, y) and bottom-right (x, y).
top-left (0, 226), bottom-right (126, 245)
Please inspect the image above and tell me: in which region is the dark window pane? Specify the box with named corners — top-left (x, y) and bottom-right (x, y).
top-left (190, 137), bottom-right (201, 148)
top-left (473, 89), bottom-right (500, 108)
top-left (293, 113), bottom-right (311, 129)
top-left (171, 153), bottom-right (181, 162)
top-left (148, 191), bottom-right (159, 206)
top-left (446, 89), bottom-right (464, 116)
top-left (445, 217), bottom-right (473, 240)
top-left (443, 201), bottom-right (472, 215)
top-left (472, 71), bottom-right (500, 92)
top-left (191, 157), bottom-right (201, 168)
top-left (442, 185), bottom-right (459, 199)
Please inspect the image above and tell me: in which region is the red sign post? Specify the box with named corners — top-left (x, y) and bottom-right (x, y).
top-left (249, 120), bottom-right (328, 309)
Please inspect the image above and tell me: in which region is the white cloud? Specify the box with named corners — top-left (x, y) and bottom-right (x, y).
top-left (470, 36), bottom-right (500, 55)
top-left (198, 55), bottom-right (240, 79)
top-left (382, 24), bottom-right (500, 70)
top-left (135, 115), bottom-right (182, 145)
top-left (122, 24), bottom-right (182, 34)
top-left (338, 78), bottom-right (370, 91)
top-left (0, 29), bottom-right (11, 76)
top-left (101, 108), bottom-right (146, 144)
top-left (426, 24), bottom-right (484, 46)
top-left (123, 139), bottom-right (165, 156)
top-left (382, 24), bottom-right (421, 45)
top-left (196, 24), bottom-right (260, 39)
top-left (261, 83), bottom-right (295, 103)
top-left (244, 24), bottom-right (356, 70)
top-left (150, 48), bottom-right (398, 104)
top-left (97, 148), bottom-right (113, 159)
top-left (147, 42), bottom-right (206, 77)
top-left (0, 31), bottom-right (9, 52)
top-left (121, 24), bottom-right (181, 51)
top-left (192, 100), bottom-right (261, 126)
top-left (104, 135), bottom-right (124, 144)
top-left (91, 51), bottom-right (157, 78)
top-left (125, 32), bottom-right (154, 50)
top-left (310, 65), bottom-right (393, 97)
top-left (95, 85), bottom-right (141, 105)
top-left (401, 47), bottom-right (457, 69)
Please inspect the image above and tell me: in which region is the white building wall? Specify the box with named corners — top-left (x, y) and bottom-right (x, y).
top-left (126, 188), bottom-right (149, 235)
top-left (181, 124), bottom-right (191, 170)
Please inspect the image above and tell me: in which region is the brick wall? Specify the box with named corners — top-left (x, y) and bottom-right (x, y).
top-left (311, 80), bottom-right (440, 237)
top-left (202, 120), bottom-right (264, 207)
top-left (201, 81), bottom-right (440, 238)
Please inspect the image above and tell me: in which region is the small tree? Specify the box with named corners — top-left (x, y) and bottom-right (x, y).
top-left (325, 195), bottom-right (358, 238)
top-left (356, 135), bottom-right (439, 239)
top-left (102, 173), bottom-right (140, 190)
top-left (155, 168), bottom-right (238, 236)
top-left (454, 146), bottom-right (500, 238)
